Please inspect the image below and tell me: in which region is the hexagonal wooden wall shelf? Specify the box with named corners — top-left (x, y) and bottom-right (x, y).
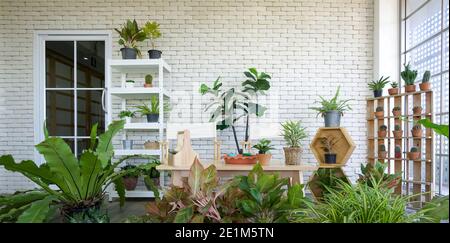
top-left (308, 167), bottom-right (350, 201)
top-left (310, 127), bottom-right (356, 167)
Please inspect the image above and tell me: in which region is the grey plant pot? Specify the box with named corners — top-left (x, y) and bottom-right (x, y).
top-left (324, 111), bottom-right (341, 127)
top-left (120, 48), bottom-right (137, 59)
top-left (148, 49), bottom-right (162, 59)
top-left (122, 140), bottom-right (133, 150)
top-left (146, 114), bottom-right (159, 122)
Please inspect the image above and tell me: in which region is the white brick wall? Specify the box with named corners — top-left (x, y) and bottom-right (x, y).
top-left (0, 0), bottom-right (374, 193)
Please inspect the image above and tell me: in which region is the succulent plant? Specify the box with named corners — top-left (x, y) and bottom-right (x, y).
top-left (401, 62), bottom-right (418, 85)
top-left (379, 144), bottom-right (386, 151)
top-left (395, 146), bottom-right (401, 153)
top-left (391, 82), bottom-right (399, 88)
top-left (412, 124), bottom-right (422, 130)
top-left (126, 79), bottom-right (135, 83)
top-left (376, 106), bottom-right (384, 112)
top-left (368, 76), bottom-right (390, 91)
top-left (145, 74), bottom-right (153, 84)
top-left (410, 147), bottom-right (418, 152)
top-left (394, 124), bottom-right (402, 131)
top-left (422, 70), bottom-right (431, 83)
top-left (392, 106), bottom-right (401, 112)
top-left (379, 125), bottom-right (387, 131)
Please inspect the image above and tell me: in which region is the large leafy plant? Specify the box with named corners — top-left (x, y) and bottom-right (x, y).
top-left (0, 120), bottom-right (137, 223)
top-left (114, 19), bottom-right (147, 57)
top-left (200, 68), bottom-right (271, 154)
top-left (310, 86), bottom-right (352, 117)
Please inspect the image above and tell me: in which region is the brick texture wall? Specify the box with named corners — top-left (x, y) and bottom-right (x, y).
top-left (0, 0), bottom-right (374, 193)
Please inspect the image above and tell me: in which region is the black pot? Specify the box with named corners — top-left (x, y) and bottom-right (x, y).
top-left (146, 114), bottom-right (159, 122)
top-left (120, 48), bottom-right (137, 59)
top-left (148, 49), bottom-right (162, 59)
top-left (324, 153), bottom-right (337, 164)
top-left (374, 90), bottom-right (383, 97)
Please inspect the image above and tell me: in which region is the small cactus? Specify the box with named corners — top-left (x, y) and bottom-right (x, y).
top-left (145, 74), bottom-right (153, 84)
top-left (379, 144), bottom-right (386, 151)
top-left (392, 106), bottom-right (401, 112)
top-left (395, 146), bottom-right (401, 153)
top-left (412, 124), bottom-right (421, 130)
top-left (391, 82), bottom-right (399, 88)
top-left (394, 124), bottom-right (401, 131)
top-left (379, 125), bottom-right (387, 131)
top-left (376, 106), bottom-right (384, 112)
top-left (422, 70), bottom-right (430, 83)
top-left (410, 147), bottom-right (418, 152)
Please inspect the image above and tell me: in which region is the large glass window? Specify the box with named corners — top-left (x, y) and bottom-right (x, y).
top-left (401, 0), bottom-right (449, 195)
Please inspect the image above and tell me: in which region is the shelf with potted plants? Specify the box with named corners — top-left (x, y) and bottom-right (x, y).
top-left (107, 19), bottom-right (169, 200)
top-left (366, 63), bottom-right (434, 203)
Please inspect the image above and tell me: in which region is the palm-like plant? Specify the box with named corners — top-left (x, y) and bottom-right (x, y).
top-left (136, 96), bottom-right (160, 115)
top-left (143, 21), bottom-right (162, 49)
top-left (0, 120), bottom-right (144, 222)
top-left (310, 87), bottom-right (352, 117)
top-left (368, 76), bottom-right (390, 91)
top-left (401, 62), bottom-right (418, 85)
top-left (114, 19), bottom-right (147, 57)
top-left (280, 120), bottom-right (307, 147)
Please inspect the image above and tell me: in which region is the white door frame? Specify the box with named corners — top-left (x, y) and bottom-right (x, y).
top-left (33, 30), bottom-right (112, 164)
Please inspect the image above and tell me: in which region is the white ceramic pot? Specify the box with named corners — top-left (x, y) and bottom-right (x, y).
top-left (125, 82), bottom-right (135, 88)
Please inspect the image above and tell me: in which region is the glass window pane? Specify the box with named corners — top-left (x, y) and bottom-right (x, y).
top-left (443, 72), bottom-right (449, 113)
top-left (406, 0), bottom-right (428, 16)
top-left (405, 35), bottom-right (441, 79)
top-left (63, 138), bottom-right (75, 154)
top-left (77, 90), bottom-right (105, 136)
top-left (46, 90), bottom-right (74, 136)
top-left (444, 30), bottom-right (449, 71)
top-left (77, 41), bottom-right (105, 88)
top-left (443, 156), bottom-right (449, 195)
top-left (46, 41), bottom-right (74, 88)
top-left (445, 0), bottom-right (449, 28)
top-left (406, 0), bottom-right (441, 50)
top-left (431, 75), bottom-right (442, 113)
top-left (77, 139), bottom-right (91, 156)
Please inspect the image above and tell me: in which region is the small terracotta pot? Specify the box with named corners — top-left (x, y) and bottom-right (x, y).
top-left (123, 177), bottom-right (138, 191)
top-left (393, 130), bottom-right (403, 138)
top-left (392, 110), bottom-right (401, 117)
top-left (223, 154), bottom-right (257, 165)
top-left (375, 111), bottom-right (384, 118)
top-left (405, 84), bottom-right (416, 93)
top-left (379, 151), bottom-right (387, 159)
top-left (378, 130), bottom-right (387, 138)
top-left (388, 88), bottom-right (399, 95)
top-left (419, 82), bottom-right (431, 91)
top-left (408, 152), bottom-right (420, 160)
top-left (144, 83), bottom-right (152, 88)
top-left (283, 147), bottom-right (302, 165)
top-left (412, 129), bottom-right (423, 137)
top-left (256, 153), bottom-right (272, 165)
top-left (413, 107), bottom-right (423, 115)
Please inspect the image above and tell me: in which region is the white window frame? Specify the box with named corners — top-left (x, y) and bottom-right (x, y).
top-left (33, 30), bottom-right (112, 164)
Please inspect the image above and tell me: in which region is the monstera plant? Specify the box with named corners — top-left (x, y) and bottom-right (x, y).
top-left (200, 68), bottom-right (271, 154)
top-left (0, 120), bottom-right (139, 223)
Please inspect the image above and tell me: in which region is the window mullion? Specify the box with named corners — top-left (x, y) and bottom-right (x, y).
top-left (74, 40), bottom-right (78, 156)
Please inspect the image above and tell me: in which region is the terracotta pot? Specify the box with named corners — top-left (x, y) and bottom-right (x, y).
top-left (388, 88), bottom-right (399, 95)
top-left (283, 147), bottom-right (302, 165)
top-left (379, 151), bottom-right (387, 159)
top-left (405, 84), bottom-right (416, 93)
top-left (378, 130), bottom-right (387, 138)
top-left (375, 111), bottom-right (384, 119)
top-left (392, 110), bottom-right (401, 117)
top-left (412, 129), bottom-right (423, 137)
top-left (144, 83), bottom-right (153, 88)
top-left (223, 154), bottom-right (257, 165)
top-left (408, 152), bottom-right (420, 160)
top-left (393, 130), bottom-right (403, 138)
top-left (413, 107), bottom-right (423, 115)
top-left (256, 153), bottom-right (272, 165)
top-left (123, 177), bottom-right (138, 191)
top-left (419, 82), bottom-right (431, 91)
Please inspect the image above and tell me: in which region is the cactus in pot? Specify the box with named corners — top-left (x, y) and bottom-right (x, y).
top-left (392, 106), bottom-right (401, 117)
top-left (413, 106), bottom-right (423, 115)
top-left (144, 74), bottom-right (153, 88)
top-left (408, 146), bottom-right (420, 160)
top-left (388, 82), bottom-right (399, 95)
top-left (419, 70), bottom-right (431, 91)
top-left (375, 106), bottom-right (384, 119)
top-left (401, 62), bottom-right (418, 93)
top-left (378, 125), bottom-right (388, 138)
top-left (393, 124), bottom-right (403, 138)
top-left (395, 146), bottom-right (402, 158)
top-left (378, 144), bottom-right (387, 159)
top-left (411, 124), bottom-right (423, 137)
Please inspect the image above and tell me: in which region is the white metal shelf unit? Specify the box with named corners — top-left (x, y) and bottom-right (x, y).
top-left (106, 59), bottom-right (171, 200)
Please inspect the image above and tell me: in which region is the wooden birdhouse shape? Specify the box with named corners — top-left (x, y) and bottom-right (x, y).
top-left (310, 127), bottom-right (356, 167)
top-left (167, 129), bottom-right (199, 166)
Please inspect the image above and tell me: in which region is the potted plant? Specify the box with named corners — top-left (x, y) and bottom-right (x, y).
top-left (392, 106), bottom-right (401, 117)
top-left (310, 87), bottom-right (352, 127)
top-left (375, 106), bottom-right (384, 119)
top-left (388, 82), bottom-right (399, 95)
top-left (411, 124), bottom-right (422, 137)
top-left (401, 62), bottom-right (418, 93)
top-left (114, 19), bottom-right (147, 59)
top-left (121, 164), bottom-right (139, 191)
top-left (122, 137), bottom-right (133, 150)
top-left (408, 147), bottom-right (420, 160)
top-left (378, 125), bottom-right (387, 138)
top-left (368, 76), bottom-right (390, 97)
top-left (413, 106), bottom-right (422, 115)
top-left (137, 96), bottom-right (159, 122)
top-left (119, 110), bottom-right (135, 123)
top-left (419, 70), bottom-right (431, 91)
top-left (393, 124), bottom-right (403, 138)
top-left (252, 138), bottom-right (275, 165)
top-left (125, 79), bottom-right (135, 88)
top-left (281, 120), bottom-right (307, 165)
top-left (378, 144), bottom-right (387, 159)
top-left (140, 161), bottom-right (161, 191)
top-left (143, 21), bottom-right (162, 59)
top-left (319, 136), bottom-right (340, 164)
top-left (144, 74), bottom-right (153, 87)
top-left (395, 146), bottom-right (402, 158)
top-left (144, 140), bottom-right (160, 150)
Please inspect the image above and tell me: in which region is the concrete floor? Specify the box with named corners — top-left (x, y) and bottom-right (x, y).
top-left (106, 199), bottom-right (150, 223)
